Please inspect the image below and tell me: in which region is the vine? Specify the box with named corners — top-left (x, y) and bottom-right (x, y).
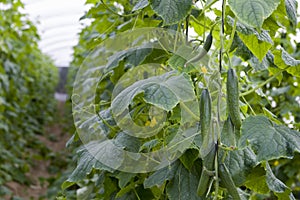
top-left (63, 0), bottom-right (300, 199)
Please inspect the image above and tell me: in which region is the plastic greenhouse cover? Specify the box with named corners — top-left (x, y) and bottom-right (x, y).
top-left (22, 0), bottom-right (91, 67)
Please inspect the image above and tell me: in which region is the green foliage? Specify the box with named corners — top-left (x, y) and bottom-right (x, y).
top-left (151, 0), bottom-right (192, 25)
top-left (228, 0), bottom-right (281, 28)
top-left (64, 0), bottom-right (300, 199)
top-left (0, 0), bottom-right (58, 191)
top-left (239, 116), bottom-right (300, 161)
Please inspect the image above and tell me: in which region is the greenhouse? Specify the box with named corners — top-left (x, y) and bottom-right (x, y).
top-left (0, 0), bottom-right (300, 199)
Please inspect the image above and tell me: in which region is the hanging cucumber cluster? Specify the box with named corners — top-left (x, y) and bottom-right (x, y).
top-left (196, 67), bottom-right (242, 199)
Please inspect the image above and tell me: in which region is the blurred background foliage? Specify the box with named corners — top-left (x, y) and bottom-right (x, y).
top-left (0, 0), bottom-right (58, 197)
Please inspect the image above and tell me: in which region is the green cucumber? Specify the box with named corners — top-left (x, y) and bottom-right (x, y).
top-left (185, 32), bottom-right (213, 67)
top-left (200, 89), bottom-right (211, 143)
top-left (197, 89), bottom-right (216, 197)
top-left (226, 68), bottom-right (241, 131)
top-left (197, 144), bottom-right (216, 197)
top-left (221, 116), bottom-right (236, 147)
top-left (219, 163), bottom-right (241, 200)
top-left (199, 89), bottom-right (215, 156)
top-left (203, 32), bottom-right (213, 52)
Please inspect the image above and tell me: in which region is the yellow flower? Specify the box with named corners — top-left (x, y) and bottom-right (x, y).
top-left (274, 160), bottom-right (279, 166)
top-left (201, 67), bottom-right (207, 74)
top-left (145, 117), bottom-right (157, 127)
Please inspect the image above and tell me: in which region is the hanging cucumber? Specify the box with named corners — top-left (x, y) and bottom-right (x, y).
top-left (197, 89), bottom-right (216, 197)
top-left (199, 89), bottom-right (212, 144)
top-left (219, 163), bottom-right (241, 200)
top-left (226, 68), bottom-right (241, 131)
top-left (221, 116), bottom-right (236, 147)
top-left (185, 32), bottom-right (213, 67)
top-left (197, 144), bottom-right (216, 197)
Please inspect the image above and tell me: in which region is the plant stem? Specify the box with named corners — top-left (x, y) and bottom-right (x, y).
top-left (131, 14), bottom-right (139, 30)
top-left (214, 144), bottom-right (219, 200)
top-left (174, 23), bottom-right (180, 52)
top-left (189, 15), bottom-right (211, 30)
top-left (198, 0), bottom-right (220, 18)
top-left (219, 0), bottom-right (226, 72)
top-left (94, 20), bottom-right (119, 43)
top-left (186, 15), bottom-right (189, 44)
top-left (241, 96), bottom-right (256, 115)
top-left (157, 39), bottom-right (171, 55)
top-left (239, 69), bottom-right (285, 97)
top-left (96, 110), bottom-right (117, 131)
top-left (133, 189), bottom-right (141, 200)
top-left (101, 0), bottom-right (139, 17)
top-left (214, 0), bottom-right (226, 199)
top-left (224, 17), bottom-right (237, 53)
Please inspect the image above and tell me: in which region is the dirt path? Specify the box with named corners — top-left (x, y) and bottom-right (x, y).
top-left (4, 101), bottom-right (71, 200)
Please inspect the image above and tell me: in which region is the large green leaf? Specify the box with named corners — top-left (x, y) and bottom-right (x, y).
top-left (65, 142), bottom-right (115, 184)
top-left (227, 17), bottom-right (274, 62)
top-left (238, 33), bottom-right (272, 62)
top-left (144, 160), bottom-right (180, 188)
top-left (106, 46), bottom-right (153, 70)
top-left (244, 167), bottom-right (270, 194)
top-left (274, 49), bottom-right (300, 77)
top-left (227, 16), bottom-right (273, 43)
top-left (115, 182), bottom-right (136, 198)
top-left (102, 173), bottom-right (119, 200)
top-left (150, 0), bottom-right (192, 25)
top-left (285, 0), bottom-right (298, 27)
top-left (239, 116), bottom-right (300, 162)
top-left (228, 0), bottom-right (281, 28)
top-left (179, 148), bottom-right (199, 171)
top-left (230, 34), bottom-right (253, 61)
top-left (113, 132), bottom-right (141, 153)
top-left (114, 172), bottom-right (136, 188)
top-left (221, 147), bottom-right (258, 186)
top-left (166, 162), bottom-right (201, 200)
top-left (264, 162), bottom-right (295, 199)
top-left (112, 71), bottom-right (195, 114)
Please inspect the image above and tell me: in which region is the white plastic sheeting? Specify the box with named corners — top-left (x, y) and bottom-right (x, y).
top-left (22, 0), bottom-right (91, 67)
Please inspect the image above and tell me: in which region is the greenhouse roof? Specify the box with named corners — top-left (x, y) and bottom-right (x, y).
top-left (22, 0), bottom-right (91, 67)
top-left (22, 0), bottom-right (300, 67)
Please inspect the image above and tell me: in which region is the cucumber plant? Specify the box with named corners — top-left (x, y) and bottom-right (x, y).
top-left (62, 0), bottom-right (300, 199)
top-left (0, 0), bottom-right (58, 195)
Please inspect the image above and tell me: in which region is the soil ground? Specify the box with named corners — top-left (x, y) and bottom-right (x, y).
top-left (4, 101), bottom-right (70, 200)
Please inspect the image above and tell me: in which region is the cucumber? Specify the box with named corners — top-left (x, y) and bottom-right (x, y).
top-left (199, 89), bottom-right (215, 156)
top-left (197, 89), bottom-right (216, 197)
top-left (226, 68), bottom-right (241, 131)
top-left (197, 144), bottom-right (216, 197)
top-left (200, 89), bottom-right (211, 144)
top-left (221, 116), bottom-right (236, 147)
top-left (203, 32), bottom-right (213, 52)
top-left (185, 32), bottom-right (213, 67)
top-left (219, 163), bottom-right (241, 200)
